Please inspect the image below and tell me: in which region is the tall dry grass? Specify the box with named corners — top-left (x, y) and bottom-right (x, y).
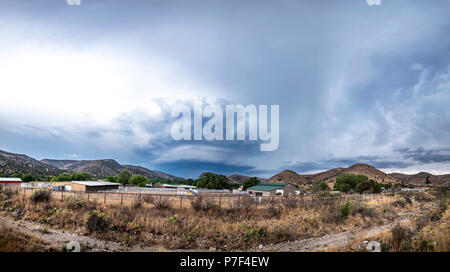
top-left (0, 186), bottom-right (445, 251)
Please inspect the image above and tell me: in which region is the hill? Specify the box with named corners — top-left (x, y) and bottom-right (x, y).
top-left (227, 174), bottom-right (267, 184)
top-left (41, 158), bottom-right (181, 180)
top-left (267, 163), bottom-right (401, 187)
top-left (267, 170), bottom-right (310, 187)
top-left (0, 150), bottom-right (63, 177)
top-left (390, 172), bottom-right (450, 187)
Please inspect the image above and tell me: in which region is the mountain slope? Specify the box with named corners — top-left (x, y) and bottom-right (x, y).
top-left (0, 150), bottom-right (63, 177)
top-left (41, 158), bottom-right (181, 180)
top-left (227, 174), bottom-right (267, 184)
top-left (268, 163), bottom-right (401, 187)
top-left (390, 172), bottom-right (450, 187)
top-left (267, 170), bottom-right (310, 186)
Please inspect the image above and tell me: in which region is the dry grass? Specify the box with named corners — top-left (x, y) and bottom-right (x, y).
top-left (0, 186), bottom-right (447, 251)
top-left (0, 224), bottom-right (58, 252)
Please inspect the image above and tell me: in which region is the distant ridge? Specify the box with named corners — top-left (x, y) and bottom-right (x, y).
top-left (2, 149), bottom-right (449, 186)
top-left (0, 150), bottom-right (63, 177)
top-left (268, 163), bottom-right (403, 187)
top-left (227, 174), bottom-right (267, 184)
top-left (41, 158), bottom-right (182, 180)
top-left (0, 149), bottom-right (180, 180)
top-left (390, 172), bottom-right (450, 187)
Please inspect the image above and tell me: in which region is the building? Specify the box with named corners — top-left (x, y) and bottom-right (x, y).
top-left (161, 184), bottom-right (197, 190)
top-left (64, 181), bottom-right (120, 192)
top-left (0, 177), bottom-right (22, 184)
top-left (247, 182), bottom-right (298, 196)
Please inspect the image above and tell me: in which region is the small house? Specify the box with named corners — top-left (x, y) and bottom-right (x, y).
top-left (247, 182), bottom-right (298, 196)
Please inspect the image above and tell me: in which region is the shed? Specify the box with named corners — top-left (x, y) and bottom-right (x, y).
top-left (0, 177), bottom-right (22, 184)
top-left (247, 182), bottom-right (297, 196)
top-left (69, 181), bottom-right (120, 192)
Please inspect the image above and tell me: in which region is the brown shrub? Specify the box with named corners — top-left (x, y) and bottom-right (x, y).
top-left (146, 195), bottom-right (173, 210)
top-left (282, 197), bottom-right (300, 210)
top-left (264, 198), bottom-right (282, 218)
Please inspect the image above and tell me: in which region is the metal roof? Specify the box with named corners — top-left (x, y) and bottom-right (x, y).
top-left (247, 183), bottom-right (289, 191)
top-left (71, 181), bottom-right (119, 186)
top-left (162, 184), bottom-right (196, 189)
top-left (0, 178), bottom-right (22, 182)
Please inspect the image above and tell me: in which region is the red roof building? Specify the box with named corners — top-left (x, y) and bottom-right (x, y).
top-left (0, 178), bottom-right (22, 184)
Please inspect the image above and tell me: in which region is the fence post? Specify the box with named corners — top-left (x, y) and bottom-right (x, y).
top-left (179, 195), bottom-right (182, 210)
top-left (61, 191), bottom-right (64, 202)
top-left (87, 192), bottom-right (90, 202)
top-left (104, 192), bottom-right (107, 204)
top-left (120, 193), bottom-right (123, 206)
top-left (219, 196), bottom-right (222, 209)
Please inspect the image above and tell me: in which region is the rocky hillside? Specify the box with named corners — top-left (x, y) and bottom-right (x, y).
top-left (390, 172), bottom-right (450, 187)
top-left (0, 150), bottom-right (63, 177)
top-left (267, 163), bottom-right (401, 187)
top-left (268, 170), bottom-right (311, 187)
top-left (227, 174), bottom-right (267, 184)
top-left (41, 158), bottom-right (181, 180)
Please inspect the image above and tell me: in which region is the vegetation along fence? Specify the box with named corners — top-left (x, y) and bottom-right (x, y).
top-left (0, 183), bottom-right (385, 211)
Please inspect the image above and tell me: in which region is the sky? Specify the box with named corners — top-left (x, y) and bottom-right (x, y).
top-left (0, 0), bottom-right (449, 179)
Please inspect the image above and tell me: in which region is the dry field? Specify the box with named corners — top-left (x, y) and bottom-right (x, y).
top-left (0, 185), bottom-right (448, 252)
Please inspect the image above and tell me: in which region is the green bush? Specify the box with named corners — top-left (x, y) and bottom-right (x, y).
top-left (30, 190), bottom-right (51, 203)
top-left (70, 172), bottom-right (94, 181)
top-left (66, 197), bottom-right (85, 210)
top-left (84, 210), bottom-right (110, 232)
top-left (312, 181), bottom-right (329, 192)
top-left (53, 174), bottom-right (71, 182)
top-left (242, 177), bottom-right (260, 190)
top-left (333, 174), bottom-right (368, 193)
top-left (21, 173), bottom-right (35, 183)
top-left (117, 171), bottom-right (132, 185)
top-left (194, 172), bottom-right (238, 189)
top-left (355, 179), bottom-right (382, 194)
top-left (129, 175), bottom-right (148, 186)
top-left (341, 201), bottom-right (351, 217)
top-left (107, 176), bottom-right (117, 183)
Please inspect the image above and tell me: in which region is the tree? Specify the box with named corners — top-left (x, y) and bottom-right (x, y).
top-left (107, 175), bottom-right (117, 183)
top-left (194, 172), bottom-right (237, 189)
top-left (70, 172), bottom-right (92, 181)
top-left (129, 175), bottom-right (148, 186)
top-left (333, 174), bottom-right (368, 193)
top-left (54, 173), bottom-right (71, 182)
top-left (117, 171), bottom-right (131, 185)
top-left (21, 173), bottom-right (35, 183)
top-left (242, 177), bottom-right (260, 190)
top-left (355, 179), bottom-right (382, 194)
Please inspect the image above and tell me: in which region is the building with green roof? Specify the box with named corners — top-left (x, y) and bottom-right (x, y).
top-left (247, 182), bottom-right (299, 196)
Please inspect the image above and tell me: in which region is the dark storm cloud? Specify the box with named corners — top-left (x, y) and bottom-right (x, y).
top-left (396, 147), bottom-right (450, 164)
top-left (1, 0), bottom-right (450, 177)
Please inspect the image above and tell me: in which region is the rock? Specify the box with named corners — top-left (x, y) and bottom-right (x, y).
top-left (366, 241), bottom-right (381, 252)
top-left (258, 244), bottom-right (264, 249)
top-left (209, 247), bottom-right (216, 251)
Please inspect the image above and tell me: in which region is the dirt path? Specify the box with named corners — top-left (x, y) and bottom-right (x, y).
top-left (256, 209), bottom-right (434, 252)
top-left (0, 216), bottom-right (162, 252)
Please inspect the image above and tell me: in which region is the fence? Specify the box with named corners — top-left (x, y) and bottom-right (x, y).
top-left (0, 183), bottom-right (384, 211)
